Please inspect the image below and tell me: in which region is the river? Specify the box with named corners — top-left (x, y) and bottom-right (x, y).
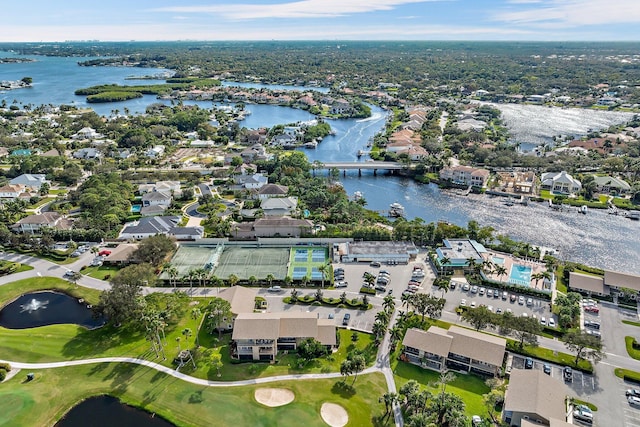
top-left (1, 51), bottom-right (638, 273)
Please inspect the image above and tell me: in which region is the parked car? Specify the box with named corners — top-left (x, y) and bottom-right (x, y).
top-left (573, 408), bottom-right (593, 423)
top-left (510, 294), bottom-right (517, 302)
top-left (524, 357), bottom-right (534, 369)
top-left (63, 270), bottom-right (76, 278)
top-left (449, 281), bottom-right (457, 290)
top-left (479, 287), bottom-right (485, 295)
top-left (471, 415), bottom-right (482, 426)
top-left (470, 301), bottom-right (477, 308)
top-left (98, 250), bottom-right (111, 256)
top-left (584, 306), bottom-right (600, 314)
top-left (584, 320), bottom-right (600, 329)
top-left (543, 363), bottom-right (551, 375)
top-left (342, 313), bottom-right (351, 326)
top-left (335, 281), bottom-right (348, 288)
top-left (493, 289), bottom-right (500, 298)
top-left (518, 295), bottom-right (525, 305)
top-left (586, 330), bottom-right (601, 339)
top-left (496, 308), bottom-right (503, 314)
top-left (628, 396), bottom-right (640, 406)
top-left (462, 283), bottom-right (470, 292)
top-left (502, 291), bottom-right (508, 300)
top-left (540, 316), bottom-right (546, 326)
top-left (460, 299), bottom-right (467, 307)
top-left (563, 366), bottom-right (573, 382)
top-left (70, 251), bottom-right (82, 257)
top-left (626, 389), bottom-right (640, 397)
top-left (369, 261), bottom-right (381, 267)
top-left (471, 286), bottom-right (478, 294)
top-left (548, 318), bottom-right (556, 328)
top-left (267, 286), bottom-right (282, 293)
top-left (526, 297), bottom-right (533, 306)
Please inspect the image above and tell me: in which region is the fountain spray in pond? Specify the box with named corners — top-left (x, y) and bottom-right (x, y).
top-left (20, 298), bottom-right (49, 313)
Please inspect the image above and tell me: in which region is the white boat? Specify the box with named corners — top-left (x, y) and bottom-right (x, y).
top-left (579, 205), bottom-right (588, 215)
top-left (389, 202), bottom-right (405, 217)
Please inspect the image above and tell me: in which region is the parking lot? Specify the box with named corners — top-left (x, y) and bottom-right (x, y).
top-left (617, 379), bottom-right (640, 427)
top-left (442, 281), bottom-right (555, 323)
top-left (511, 354), bottom-right (596, 392)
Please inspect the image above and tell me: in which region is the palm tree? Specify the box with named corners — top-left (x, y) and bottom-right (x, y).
top-left (247, 275), bottom-right (257, 287)
top-left (389, 326), bottom-right (402, 348)
top-left (436, 280), bottom-right (449, 298)
top-left (318, 264), bottom-right (328, 288)
top-left (186, 270), bottom-right (196, 291)
top-left (228, 274), bottom-right (239, 287)
top-left (314, 288), bottom-right (324, 301)
top-left (465, 257), bottom-right (478, 273)
top-left (191, 308), bottom-right (202, 347)
top-left (375, 310), bottom-right (390, 325)
top-left (168, 267), bottom-right (179, 288)
top-left (379, 392), bottom-right (399, 419)
top-left (382, 295), bottom-right (395, 313)
top-left (265, 274), bottom-right (275, 287)
top-left (494, 265), bottom-right (508, 282)
top-left (439, 256), bottom-right (450, 275)
top-left (401, 293), bottom-right (414, 311)
top-left (182, 328), bottom-right (192, 346)
top-left (372, 320), bottom-right (387, 343)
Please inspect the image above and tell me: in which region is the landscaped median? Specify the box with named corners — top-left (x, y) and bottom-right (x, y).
top-left (283, 295), bottom-right (372, 310)
top-left (615, 368), bottom-right (640, 385)
top-left (625, 336), bottom-right (640, 360)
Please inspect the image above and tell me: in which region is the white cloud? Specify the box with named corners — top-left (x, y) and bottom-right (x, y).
top-left (154, 0), bottom-right (440, 20)
top-left (495, 0), bottom-right (640, 26)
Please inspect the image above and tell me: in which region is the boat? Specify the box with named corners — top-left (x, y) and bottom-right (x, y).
top-left (504, 199), bottom-right (515, 207)
top-left (579, 205), bottom-right (588, 215)
top-left (353, 191), bottom-right (363, 201)
top-left (628, 210), bottom-right (640, 221)
top-left (608, 206), bottom-right (619, 215)
top-left (389, 202), bottom-right (405, 217)
top-left (303, 140), bottom-right (318, 149)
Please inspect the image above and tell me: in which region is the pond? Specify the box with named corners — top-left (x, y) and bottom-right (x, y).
top-left (0, 291), bottom-right (105, 329)
top-left (55, 395), bottom-right (175, 427)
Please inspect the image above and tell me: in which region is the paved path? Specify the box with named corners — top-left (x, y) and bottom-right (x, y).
top-left (0, 356), bottom-right (380, 388)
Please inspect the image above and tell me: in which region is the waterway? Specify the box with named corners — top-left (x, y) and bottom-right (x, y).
top-left (1, 51), bottom-right (639, 273)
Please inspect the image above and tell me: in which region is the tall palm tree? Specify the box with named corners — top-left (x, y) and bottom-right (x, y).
top-left (436, 280), bottom-right (449, 298)
top-left (494, 265), bottom-right (508, 282)
top-left (439, 256), bottom-right (450, 275)
top-left (168, 267), bottom-right (179, 288)
top-left (265, 274), bottom-right (275, 287)
top-left (318, 264), bottom-right (328, 288)
top-left (382, 295), bottom-right (396, 313)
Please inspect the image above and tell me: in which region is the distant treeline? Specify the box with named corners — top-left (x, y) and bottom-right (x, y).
top-left (74, 77), bottom-right (220, 103)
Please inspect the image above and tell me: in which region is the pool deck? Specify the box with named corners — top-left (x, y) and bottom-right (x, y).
top-left (482, 251), bottom-right (549, 291)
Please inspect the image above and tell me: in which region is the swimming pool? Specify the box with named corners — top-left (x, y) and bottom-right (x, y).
top-left (492, 256), bottom-right (505, 265)
top-left (131, 204), bottom-right (141, 213)
top-left (509, 264), bottom-right (532, 286)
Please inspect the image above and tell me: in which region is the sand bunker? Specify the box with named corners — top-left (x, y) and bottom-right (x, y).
top-left (320, 402), bottom-right (349, 427)
top-left (254, 388), bottom-right (295, 407)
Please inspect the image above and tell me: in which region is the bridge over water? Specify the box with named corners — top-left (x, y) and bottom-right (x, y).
top-left (312, 161), bottom-right (408, 176)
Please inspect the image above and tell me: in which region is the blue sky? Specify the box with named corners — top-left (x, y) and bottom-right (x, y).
top-left (3, 0), bottom-right (639, 41)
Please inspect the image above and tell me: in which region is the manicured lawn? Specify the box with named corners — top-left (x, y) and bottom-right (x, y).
top-left (625, 336), bottom-right (640, 360)
top-left (623, 320), bottom-right (640, 328)
top-left (0, 363), bottom-right (390, 427)
top-left (555, 265), bottom-right (568, 294)
top-left (81, 265), bottom-right (121, 280)
top-left (615, 368), bottom-right (640, 384)
top-left (571, 398), bottom-right (598, 411)
top-left (392, 361), bottom-right (490, 417)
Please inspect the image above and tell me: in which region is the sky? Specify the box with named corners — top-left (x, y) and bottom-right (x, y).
top-left (2, 0), bottom-right (639, 42)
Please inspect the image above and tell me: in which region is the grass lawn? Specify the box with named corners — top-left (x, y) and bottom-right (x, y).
top-left (623, 320), bottom-right (640, 328)
top-left (625, 336), bottom-right (640, 360)
top-left (392, 361), bottom-right (490, 417)
top-left (506, 340), bottom-right (592, 372)
top-left (81, 265), bottom-right (121, 280)
top-left (0, 364), bottom-right (390, 427)
top-left (615, 368), bottom-right (640, 384)
top-left (555, 265), bottom-right (568, 294)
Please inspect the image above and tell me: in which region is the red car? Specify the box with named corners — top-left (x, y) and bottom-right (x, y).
top-left (584, 306), bottom-right (599, 314)
top-left (98, 250), bottom-right (112, 257)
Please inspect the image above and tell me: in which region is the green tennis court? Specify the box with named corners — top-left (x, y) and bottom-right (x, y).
top-left (214, 246), bottom-right (290, 280)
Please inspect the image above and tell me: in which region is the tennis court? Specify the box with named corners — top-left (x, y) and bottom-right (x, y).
top-left (163, 245), bottom-right (219, 279)
top-left (214, 246), bottom-right (290, 280)
top-left (287, 246), bottom-right (328, 281)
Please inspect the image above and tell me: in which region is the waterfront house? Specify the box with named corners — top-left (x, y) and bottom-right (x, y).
top-left (540, 171), bottom-right (581, 195)
top-left (496, 171), bottom-right (536, 194)
top-left (439, 165), bottom-right (490, 188)
top-left (232, 312), bottom-right (336, 361)
top-left (592, 175), bottom-right (631, 195)
top-left (401, 326), bottom-right (506, 377)
top-left (503, 369), bottom-right (570, 427)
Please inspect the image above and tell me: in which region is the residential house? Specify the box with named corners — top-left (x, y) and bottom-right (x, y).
top-left (503, 369), bottom-right (570, 427)
top-left (13, 212), bottom-right (72, 234)
top-left (215, 286), bottom-right (259, 330)
top-left (145, 145), bottom-right (165, 158)
top-left (456, 118), bottom-right (487, 132)
top-left (261, 196), bottom-right (298, 216)
top-left (232, 217), bottom-right (313, 239)
top-left (9, 174), bottom-right (48, 191)
top-left (593, 175), bottom-right (631, 195)
top-left (235, 173), bottom-right (268, 190)
top-left (72, 127), bottom-right (103, 140)
top-left (0, 184), bottom-right (26, 199)
top-left (330, 99), bottom-right (352, 115)
top-left (141, 191), bottom-right (172, 208)
top-left (240, 144), bottom-right (270, 162)
top-left (118, 216), bottom-right (202, 240)
top-left (103, 244), bottom-right (139, 266)
top-left (140, 205), bottom-right (167, 217)
top-left (540, 171), bottom-right (582, 194)
top-left (138, 181), bottom-right (181, 197)
top-left (257, 184), bottom-right (289, 200)
top-left (569, 269), bottom-right (640, 299)
top-left (73, 147), bottom-right (101, 160)
top-left (232, 312), bottom-right (337, 361)
top-left (271, 133), bottom-right (297, 147)
top-left (496, 171), bottom-right (536, 194)
top-left (439, 165), bottom-right (490, 188)
top-left (402, 326), bottom-right (506, 377)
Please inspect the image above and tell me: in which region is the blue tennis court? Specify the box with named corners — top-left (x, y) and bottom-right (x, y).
top-left (294, 249), bottom-right (308, 262)
top-left (310, 267), bottom-right (323, 280)
top-left (292, 266), bottom-right (308, 279)
top-left (311, 249), bottom-right (326, 263)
